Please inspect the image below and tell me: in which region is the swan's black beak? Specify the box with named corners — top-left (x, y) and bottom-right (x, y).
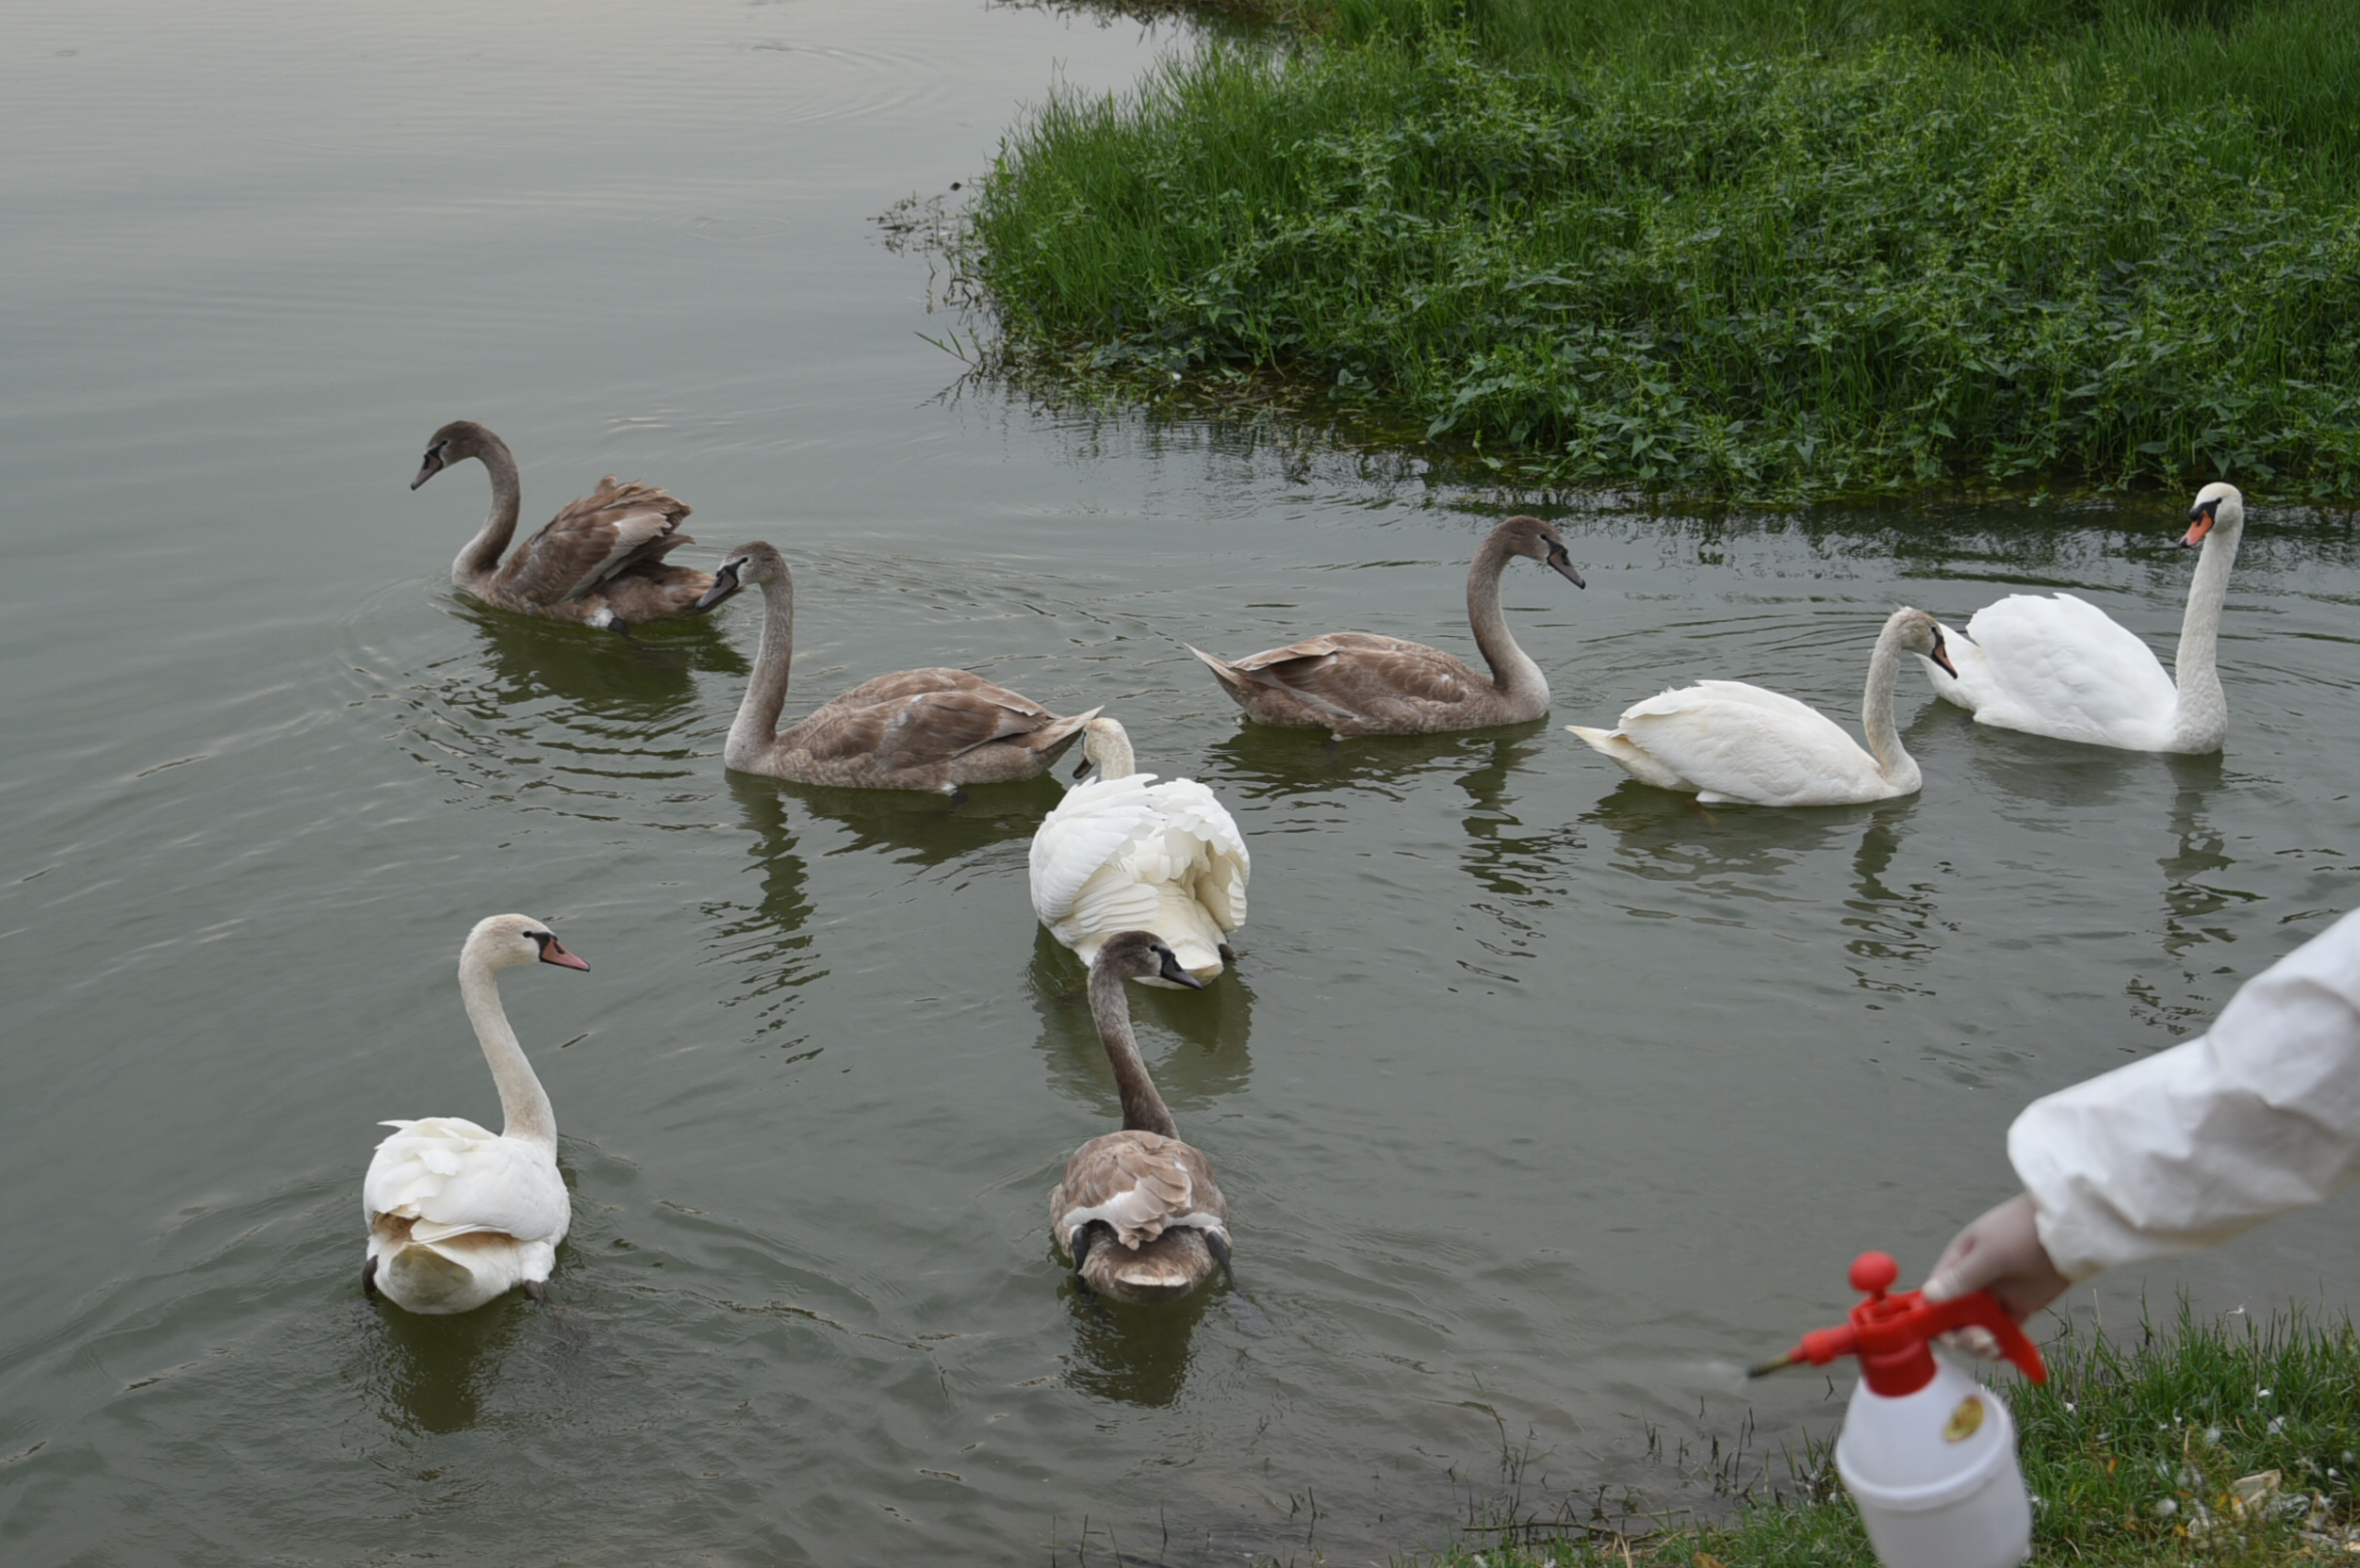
top-left (1928, 629), bottom-right (1958, 679)
top-left (1547, 548), bottom-right (1587, 589)
top-left (693, 563), bottom-right (742, 612)
top-left (1158, 951), bottom-right (1205, 988)
top-left (2182, 498), bottom-right (2218, 547)
top-left (1073, 757), bottom-right (1094, 780)
top-left (409, 451), bottom-right (445, 491)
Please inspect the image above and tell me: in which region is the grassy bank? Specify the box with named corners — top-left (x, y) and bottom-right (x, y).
top-left (964, 1), bottom-right (2360, 498)
top-left (1403, 1305), bottom-right (2360, 1567)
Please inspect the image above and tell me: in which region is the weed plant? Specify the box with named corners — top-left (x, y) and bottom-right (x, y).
top-left (965, 2), bottom-right (2360, 498)
top-left (1400, 1303), bottom-right (2360, 1566)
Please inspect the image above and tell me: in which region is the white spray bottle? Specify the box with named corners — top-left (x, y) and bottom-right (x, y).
top-left (1752, 1250), bottom-right (2048, 1568)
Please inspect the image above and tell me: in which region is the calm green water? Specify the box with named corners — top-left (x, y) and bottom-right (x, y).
top-left (6, 4), bottom-right (2359, 1564)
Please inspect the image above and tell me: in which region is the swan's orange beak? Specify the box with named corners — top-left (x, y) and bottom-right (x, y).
top-left (1929, 631), bottom-right (1958, 679)
top-left (538, 936), bottom-right (591, 972)
top-left (2183, 498), bottom-right (2218, 547)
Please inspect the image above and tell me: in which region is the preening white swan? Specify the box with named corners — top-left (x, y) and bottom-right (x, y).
top-left (1919, 482), bottom-right (2245, 753)
top-left (1189, 514), bottom-right (1585, 736)
top-left (695, 541), bottom-right (1099, 791)
top-left (1048, 932), bottom-right (1234, 1304)
top-left (1029, 717), bottom-right (1250, 985)
top-left (362, 914), bottom-right (590, 1315)
top-left (1566, 607), bottom-right (1956, 807)
top-left (411, 420), bottom-right (736, 630)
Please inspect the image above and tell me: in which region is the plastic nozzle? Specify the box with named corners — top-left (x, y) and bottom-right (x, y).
top-left (1752, 1250), bottom-right (2047, 1395)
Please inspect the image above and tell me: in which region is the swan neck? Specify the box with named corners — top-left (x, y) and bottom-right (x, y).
top-left (2171, 516), bottom-right (2238, 741)
top-left (458, 954), bottom-right (556, 1150)
top-left (453, 433), bottom-right (523, 587)
top-left (1090, 964), bottom-right (1177, 1139)
top-left (1093, 727), bottom-right (1137, 781)
top-left (729, 572), bottom-right (796, 766)
top-left (1860, 620), bottom-right (1920, 790)
top-left (1467, 530), bottom-right (1545, 704)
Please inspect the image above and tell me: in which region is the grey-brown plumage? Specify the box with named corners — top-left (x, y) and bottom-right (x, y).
top-left (697, 541), bottom-right (1098, 792)
top-left (1047, 932), bottom-right (1232, 1304)
top-left (410, 420), bottom-right (738, 629)
top-left (1189, 514), bottom-right (1584, 736)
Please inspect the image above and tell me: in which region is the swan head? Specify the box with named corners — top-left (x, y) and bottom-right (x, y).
top-left (696, 541), bottom-right (788, 611)
top-left (1889, 607), bottom-right (1958, 678)
top-left (462, 913), bottom-right (591, 974)
top-left (411, 420), bottom-right (496, 491)
top-left (2185, 482), bottom-right (2244, 547)
top-left (1091, 930), bottom-right (1204, 990)
top-left (1073, 715), bottom-right (1135, 780)
top-left (1494, 515), bottom-right (1587, 588)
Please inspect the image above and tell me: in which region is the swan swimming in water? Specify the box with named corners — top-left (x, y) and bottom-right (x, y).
top-left (1189, 514), bottom-right (1585, 736)
top-left (1566, 608), bottom-right (1956, 807)
top-left (1029, 717), bottom-right (1250, 985)
top-left (695, 540), bottom-right (1099, 791)
top-left (1048, 932), bottom-right (1235, 1304)
top-left (1918, 482), bottom-right (2245, 753)
top-left (410, 419), bottom-right (737, 630)
top-left (363, 914), bottom-right (589, 1315)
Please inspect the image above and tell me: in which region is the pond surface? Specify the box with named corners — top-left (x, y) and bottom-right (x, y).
top-left (7, 3), bottom-right (2359, 1563)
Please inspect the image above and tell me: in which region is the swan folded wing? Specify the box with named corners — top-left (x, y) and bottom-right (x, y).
top-left (1242, 634), bottom-right (1483, 714)
top-left (1142, 778), bottom-right (1250, 928)
top-left (860, 689), bottom-right (1057, 771)
top-left (1963, 594), bottom-right (2178, 732)
top-left (501, 478), bottom-right (694, 603)
top-left (1029, 775), bottom-right (1161, 922)
top-left (1619, 682), bottom-right (1882, 806)
top-left (1057, 1134), bottom-right (1227, 1250)
top-left (364, 1117), bottom-right (569, 1245)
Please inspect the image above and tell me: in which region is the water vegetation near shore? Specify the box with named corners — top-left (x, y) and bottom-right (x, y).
top-left (964, 0), bottom-right (2360, 500)
top-left (1400, 1304), bottom-right (2360, 1567)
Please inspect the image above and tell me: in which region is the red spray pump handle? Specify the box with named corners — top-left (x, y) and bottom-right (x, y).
top-left (1753, 1251), bottom-right (2047, 1395)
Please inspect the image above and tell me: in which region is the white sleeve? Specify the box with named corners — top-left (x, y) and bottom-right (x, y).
top-left (2008, 906), bottom-right (2360, 1281)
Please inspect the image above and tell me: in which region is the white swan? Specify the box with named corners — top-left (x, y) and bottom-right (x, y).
top-left (1918, 482), bottom-right (2245, 753)
top-left (1029, 717), bottom-right (1250, 985)
top-left (1566, 608), bottom-right (1956, 807)
top-left (363, 914), bottom-right (590, 1315)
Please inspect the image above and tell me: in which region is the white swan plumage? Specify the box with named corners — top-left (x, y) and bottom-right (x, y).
top-left (1920, 482), bottom-right (2244, 753)
top-left (1029, 717), bottom-right (1249, 984)
top-left (362, 913), bottom-right (589, 1315)
top-left (1567, 607), bottom-right (1955, 807)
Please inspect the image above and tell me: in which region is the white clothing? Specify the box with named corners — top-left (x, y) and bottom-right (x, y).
top-left (2010, 906), bottom-right (2360, 1280)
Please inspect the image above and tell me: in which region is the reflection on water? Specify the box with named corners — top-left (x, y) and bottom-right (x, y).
top-left (1057, 1273), bottom-right (1215, 1408)
top-left (352, 1292), bottom-right (530, 1435)
top-left (712, 775), bottom-right (820, 1043)
top-left (2156, 751), bottom-right (2241, 957)
top-left (452, 599), bottom-right (748, 723)
top-left (1028, 924), bottom-right (1255, 1113)
top-left (782, 773), bottom-right (1060, 869)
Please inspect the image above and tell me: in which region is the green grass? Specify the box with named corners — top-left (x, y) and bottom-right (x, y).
top-left (1400, 1304), bottom-right (2360, 1567)
top-left (962, 1), bottom-right (2360, 498)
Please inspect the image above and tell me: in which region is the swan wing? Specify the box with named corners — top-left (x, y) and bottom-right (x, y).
top-left (1617, 682), bottom-right (1885, 806)
top-left (1029, 775), bottom-right (1161, 923)
top-left (364, 1117), bottom-right (569, 1245)
top-left (500, 477), bottom-right (695, 603)
top-left (1221, 633), bottom-right (1486, 719)
top-left (1142, 777), bottom-right (1251, 931)
top-left (1052, 1131), bottom-right (1228, 1251)
top-left (795, 681), bottom-right (1057, 770)
top-left (1953, 594), bottom-right (2178, 739)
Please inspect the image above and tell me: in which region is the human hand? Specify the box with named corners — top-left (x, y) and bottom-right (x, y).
top-left (1922, 1191), bottom-right (2072, 1324)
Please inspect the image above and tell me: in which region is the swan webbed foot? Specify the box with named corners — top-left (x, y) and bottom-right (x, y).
top-left (946, 785), bottom-right (971, 807)
top-left (523, 1280), bottom-right (549, 1306)
top-left (1068, 1225), bottom-right (1097, 1284)
top-left (1217, 942), bottom-right (1239, 966)
top-left (362, 1256), bottom-right (379, 1298)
